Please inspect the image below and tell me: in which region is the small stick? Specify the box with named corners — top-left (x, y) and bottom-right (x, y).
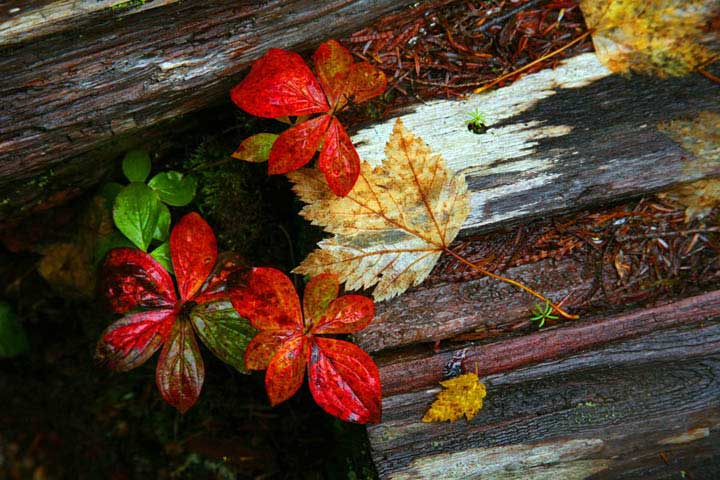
top-left (474, 30), bottom-right (592, 94)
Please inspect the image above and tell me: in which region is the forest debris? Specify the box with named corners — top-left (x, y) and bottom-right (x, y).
top-left (581, 0), bottom-right (719, 76)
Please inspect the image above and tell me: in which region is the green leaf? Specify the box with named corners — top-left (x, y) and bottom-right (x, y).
top-left (99, 182), bottom-right (124, 203)
top-left (113, 183), bottom-right (162, 251)
top-left (232, 133), bottom-right (279, 163)
top-left (0, 302), bottom-right (29, 358)
top-left (122, 150), bottom-right (151, 183)
top-left (148, 171), bottom-right (197, 207)
top-left (150, 241), bottom-right (173, 274)
top-left (190, 300), bottom-right (257, 374)
top-left (154, 202), bottom-right (171, 242)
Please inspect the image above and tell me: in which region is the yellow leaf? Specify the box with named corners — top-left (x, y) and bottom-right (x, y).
top-left (288, 119), bottom-right (470, 301)
top-left (581, 0), bottom-right (718, 77)
top-left (657, 111), bottom-right (720, 221)
top-left (422, 373), bottom-right (487, 423)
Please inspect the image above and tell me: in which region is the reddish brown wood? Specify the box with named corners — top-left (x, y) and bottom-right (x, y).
top-left (377, 289), bottom-right (720, 397)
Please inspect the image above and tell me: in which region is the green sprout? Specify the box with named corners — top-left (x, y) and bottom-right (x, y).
top-left (465, 108), bottom-right (488, 134)
top-left (530, 300), bottom-right (558, 328)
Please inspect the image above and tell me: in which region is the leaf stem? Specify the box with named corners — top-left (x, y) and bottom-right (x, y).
top-left (443, 247), bottom-right (579, 320)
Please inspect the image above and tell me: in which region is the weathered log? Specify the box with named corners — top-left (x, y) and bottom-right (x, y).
top-left (369, 291), bottom-right (720, 479)
top-left (353, 53), bottom-right (720, 236)
top-left (0, 0), bottom-right (418, 221)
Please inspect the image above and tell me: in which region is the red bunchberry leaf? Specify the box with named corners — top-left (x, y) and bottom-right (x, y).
top-left (96, 309), bottom-right (175, 371)
top-left (318, 118), bottom-right (360, 197)
top-left (230, 49), bottom-right (329, 118)
top-left (265, 335), bottom-right (308, 406)
top-left (193, 252), bottom-right (247, 305)
top-left (156, 319), bottom-right (205, 414)
top-left (312, 39), bottom-right (355, 108)
top-left (344, 61), bottom-right (387, 105)
top-left (170, 212), bottom-right (217, 300)
top-left (302, 273), bottom-right (339, 326)
top-left (244, 330), bottom-right (295, 371)
top-left (308, 337), bottom-right (381, 423)
top-left (102, 248), bottom-right (176, 314)
top-left (231, 269), bottom-right (381, 423)
top-left (311, 295), bottom-right (374, 335)
top-left (268, 114), bottom-right (331, 175)
top-left (230, 267), bottom-right (303, 331)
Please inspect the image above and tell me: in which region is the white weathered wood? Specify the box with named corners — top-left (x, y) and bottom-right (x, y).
top-left (352, 53), bottom-right (720, 235)
top-left (0, 0), bottom-right (179, 44)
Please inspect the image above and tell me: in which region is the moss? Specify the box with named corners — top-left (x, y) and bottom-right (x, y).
top-left (110, 0), bottom-right (147, 12)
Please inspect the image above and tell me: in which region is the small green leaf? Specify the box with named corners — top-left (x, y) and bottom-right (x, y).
top-left (113, 183), bottom-right (162, 251)
top-left (0, 302), bottom-right (29, 358)
top-left (190, 300), bottom-right (257, 374)
top-left (232, 133), bottom-right (279, 163)
top-left (154, 203), bottom-right (171, 241)
top-left (150, 241), bottom-right (173, 274)
top-left (99, 182), bottom-right (124, 203)
top-left (148, 171), bottom-right (197, 207)
top-left (122, 150), bottom-right (151, 183)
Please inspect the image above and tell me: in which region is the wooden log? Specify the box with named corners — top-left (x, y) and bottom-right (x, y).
top-left (369, 292), bottom-right (720, 479)
top-left (0, 0), bottom-right (418, 222)
top-left (353, 53), bottom-right (720, 236)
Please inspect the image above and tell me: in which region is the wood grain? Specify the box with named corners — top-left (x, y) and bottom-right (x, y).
top-left (370, 317), bottom-right (720, 479)
top-left (0, 0), bottom-right (418, 221)
top-left (352, 53), bottom-right (720, 236)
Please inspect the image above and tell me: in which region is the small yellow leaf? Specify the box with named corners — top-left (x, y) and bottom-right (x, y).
top-left (288, 119), bottom-right (470, 301)
top-left (581, 0), bottom-right (718, 77)
top-left (422, 373), bottom-right (487, 423)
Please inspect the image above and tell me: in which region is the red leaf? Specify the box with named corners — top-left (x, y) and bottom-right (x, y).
top-left (308, 337), bottom-right (381, 423)
top-left (318, 118), bottom-right (360, 196)
top-left (231, 49), bottom-right (329, 118)
top-left (193, 252), bottom-right (247, 305)
top-left (229, 267), bottom-right (303, 331)
top-left (156, 320), bottom-right (205, 413)
top-left (345, 62), bottom-right (387, 105)
top-left (302, 273), bottom-right (339, 327)
top-left (96, 309), bottom-right (175, 371)
top-left (102, 248), bottom-right (176, 314)
top-left (268, 114), bottom-right (331, 175)
top-left (313, 39), bottom-right (355, 109)
top-left (311, 295), bottom-right (374, 335)
top-left (265, 335), bottom-right (308, 406)
top-left (244, 330), bottom-right (294, 371)
top-left (171, 212), bottom-right (217, 301)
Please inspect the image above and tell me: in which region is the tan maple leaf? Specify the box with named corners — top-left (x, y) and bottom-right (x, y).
top-left (288, 118), bottom-right (470, 301)
top-left (422, 372), bottom-right (487, 423)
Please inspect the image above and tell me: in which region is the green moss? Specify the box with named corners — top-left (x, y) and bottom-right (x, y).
top-left (110, 0), bottom-right (147, 11)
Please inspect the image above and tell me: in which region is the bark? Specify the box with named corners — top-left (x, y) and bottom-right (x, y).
top-left (369, 291), bottom-right (720, 479)
top-left (0, 0), bottom-right (418, 222)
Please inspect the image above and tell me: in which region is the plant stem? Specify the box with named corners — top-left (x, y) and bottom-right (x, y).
top-left (474, 30), bottom-right (593, 94)
top-left (443, 247), bottom-right (579, 320)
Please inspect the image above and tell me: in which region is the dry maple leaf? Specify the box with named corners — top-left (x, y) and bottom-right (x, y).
top-left (422, 372), bottom-right (487, 423)
top-left (288, 119), bottom-right (470, 301)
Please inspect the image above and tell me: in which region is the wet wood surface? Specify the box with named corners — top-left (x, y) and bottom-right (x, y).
top-left (0, 0), bottom-right (418, 222)
top-left (369, 291), bottom-right (720, 479)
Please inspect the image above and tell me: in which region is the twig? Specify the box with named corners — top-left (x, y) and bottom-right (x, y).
top-left (474, 30), bottom-right (592, 94)
top-left (616, 227), bottom-right (720, 242)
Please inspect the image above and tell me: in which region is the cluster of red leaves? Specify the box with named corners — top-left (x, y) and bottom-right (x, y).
top-left (97, 213), bottom-right (240, 413)
top-left (98, 213), bottom-right (381, 423)
top-left (230, 269), bottom-right (381, 423)
top-left (231, 40), bottom-right (386, 196)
